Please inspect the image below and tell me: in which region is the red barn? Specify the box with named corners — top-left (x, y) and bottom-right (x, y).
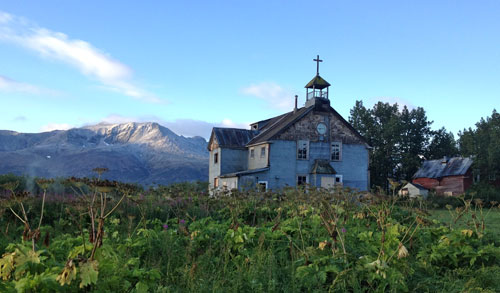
top-left (412, 157), bottom-right (473, 196)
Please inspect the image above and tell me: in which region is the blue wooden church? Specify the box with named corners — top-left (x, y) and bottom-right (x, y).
top-left (207, 56), bottom-right (370, 192)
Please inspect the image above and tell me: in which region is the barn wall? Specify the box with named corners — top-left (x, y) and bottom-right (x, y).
top-left (412, 178), bottom-right (439, 190)
top-left (439, 176), bottom-right (466, 195)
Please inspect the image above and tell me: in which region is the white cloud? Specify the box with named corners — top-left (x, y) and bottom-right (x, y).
top-left (40, 123), bottom-right (74, 132)
top-left (241, 82), bottom-right (296, 111)
top-left (0, 11), bottom-right (161, 103)
top-left (0, 75), bottom-right (42, 94)
top-left (0, 11), bottom-right (12, 23)
top-left (371, 96), bottom-right (415, 111)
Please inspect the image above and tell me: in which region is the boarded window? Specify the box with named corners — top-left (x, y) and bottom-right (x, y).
top-left (297, 175), bottom-right (307, 186)
top-left (214, 153), bottom-right (218, 164)
top-left (297, 140), bottom-right (309, 160)
top-left (250, 148), bottom-right (255, 158)
top-left (331, 142), bottom-right (342, 161)
top-left (260, 146), bottom-right (266, 158)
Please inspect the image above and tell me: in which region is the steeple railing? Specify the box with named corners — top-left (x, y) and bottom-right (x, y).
top-left (307, 89), bottom-right (328, 100)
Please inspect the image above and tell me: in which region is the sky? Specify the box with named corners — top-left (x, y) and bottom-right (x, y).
top-left (0, 1), bottom-right (499, 139)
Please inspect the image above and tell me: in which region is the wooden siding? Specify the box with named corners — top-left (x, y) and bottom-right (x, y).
top-left (276, 111), bottom-right (364, 144)
top-left (413, 170), bottom-right (473, 195)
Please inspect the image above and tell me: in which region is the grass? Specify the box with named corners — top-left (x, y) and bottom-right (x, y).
top-left (429, 208), bottom-right (500, 236)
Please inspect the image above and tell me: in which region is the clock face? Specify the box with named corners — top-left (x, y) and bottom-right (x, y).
top-left (316, 123), bottom-right (327, 135)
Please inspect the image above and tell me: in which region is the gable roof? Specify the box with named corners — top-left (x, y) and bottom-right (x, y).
top-left (305, 75), bottom-right (331, 89)
top-left (246, 105), bottom-right (369, 147)
top-left (310, 159), bottom-right (337, 174)
top-left (209, 128), bottom-right (255, 149)
top-left (403, 182), bottom-right (428, 191)
top-left (413, 157), bottom-right (473, 179)
top-left (246, 107), bottom-right (312, 146)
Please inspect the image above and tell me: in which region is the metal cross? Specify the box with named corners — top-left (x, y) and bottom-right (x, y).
top-left (313, 55), bottom-right (323, 75)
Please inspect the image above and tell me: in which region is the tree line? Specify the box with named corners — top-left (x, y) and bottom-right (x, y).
top-left (348, 100), bottom-right (499, 190)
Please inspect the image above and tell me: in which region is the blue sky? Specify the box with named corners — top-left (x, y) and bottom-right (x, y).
top-left (1, 1), bottom-right (499, 139)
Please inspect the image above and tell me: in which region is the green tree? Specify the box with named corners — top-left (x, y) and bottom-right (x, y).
top-left (349, 101), bottom-right (433, 190)
top-left (459, 109), bottom-right (500, 180)
top-left (426, 127), bottom-right (459, 160)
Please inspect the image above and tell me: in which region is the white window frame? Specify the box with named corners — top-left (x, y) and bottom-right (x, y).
top-left (257, 180), bottom-right (268, 191)
top-left (250, 148), bottom-right (255, 159)
top-left (260, 146), bottom-right (266, 158)
top-left (331, 142), bottom-right (342, 161)
top-left (297, 140), bottom-right (309, 160)
top-left (335, 174), bottom-right (343, 185)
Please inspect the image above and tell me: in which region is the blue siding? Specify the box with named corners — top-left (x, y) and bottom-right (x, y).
top-left (253, 140), bottom-right (369, 191)
top-left (220, 148), bottom-right (247, 175)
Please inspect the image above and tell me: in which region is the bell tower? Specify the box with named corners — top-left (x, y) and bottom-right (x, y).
top-left (305, 55), bottom-right (331, 108)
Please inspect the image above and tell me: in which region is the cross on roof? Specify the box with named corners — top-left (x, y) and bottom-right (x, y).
top-left (313, 55), bottom-right (323, 75)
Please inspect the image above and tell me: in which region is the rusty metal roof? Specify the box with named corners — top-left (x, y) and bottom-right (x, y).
top-left (212, 128), bottom-right (255, 149)
top-left (413, 157), bottom-right (473, 179)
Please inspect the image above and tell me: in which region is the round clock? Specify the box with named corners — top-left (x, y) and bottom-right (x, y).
top-left (316, 123), bottom-right (327, 135)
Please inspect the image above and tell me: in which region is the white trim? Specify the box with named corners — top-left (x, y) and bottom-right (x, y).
top-left (331, 141), bottom-right (342, 161)
top-left (257, 181), bottom-right (268, 191)
top-left (297, 140), bottom-right (309, 160)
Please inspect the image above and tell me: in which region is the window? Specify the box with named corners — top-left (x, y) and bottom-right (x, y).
top-left (250, 148), bottom-right (255, 158)
top-left (214, 153), bottom-right (218, 164)
top-left (258, 181), bottom-right (268, 192)
top-left (297, 175), bottom-right (307, 186)
top-left (297, 140), bottom-right (309, 159)
top-left (331, 142), bottom-right (342, 161)
top-left (335, 175), bottom-right (343, 186)
top-left (260, 146), bottom-right (266, 158)
top-left (214, 178), bottom-right (219, 188)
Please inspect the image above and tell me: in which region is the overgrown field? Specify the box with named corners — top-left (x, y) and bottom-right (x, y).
top-left (1, 179), bottom-right (500, 292)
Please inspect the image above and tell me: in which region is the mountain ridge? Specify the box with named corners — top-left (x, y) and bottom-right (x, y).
top-left (0, 122), bottom-right (209, 185)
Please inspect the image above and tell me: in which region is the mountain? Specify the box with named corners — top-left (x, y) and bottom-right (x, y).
top-left (0, 122), bottom-right (209, 185)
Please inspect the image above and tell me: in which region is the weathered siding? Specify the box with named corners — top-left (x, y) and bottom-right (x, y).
top-left (248, 144), bottom-right (269, 170)
top-left (413, 172), bottom-right (472, 196)
top-left (413, 178), bottom-right (440, 190)
top-left (277, 111), bottom-right (364, 144)
top-left (220, 148), bottom-right (248, 175)
top-left (208, 147), bottom-right (221, 189)
top-left (220, 177), bottom-right (238, 190)
top-left (259, 140), bottom-right (369, 191)
top-left (437, 176), bottom-right (466, 195)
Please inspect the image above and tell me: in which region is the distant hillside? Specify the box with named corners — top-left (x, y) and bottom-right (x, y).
top-left (0, 122), bottom-right (208, 185)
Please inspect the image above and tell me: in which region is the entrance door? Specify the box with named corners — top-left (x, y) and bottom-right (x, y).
top-left (321, 177), bottom-right (335, 189)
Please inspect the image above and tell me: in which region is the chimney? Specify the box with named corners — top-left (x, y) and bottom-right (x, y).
top-left (294, 95), bottom-right (298, 113)
top-left (442, 156), bottom-right (448, 164)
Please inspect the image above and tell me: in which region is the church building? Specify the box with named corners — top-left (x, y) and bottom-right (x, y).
top-left (207, 56), bottom-right (370, 192)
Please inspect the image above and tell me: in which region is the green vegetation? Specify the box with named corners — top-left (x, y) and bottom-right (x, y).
top-left (1, 175), bottom-right (500, 292)
top-left (349, 102), bottom-right (499, 191)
